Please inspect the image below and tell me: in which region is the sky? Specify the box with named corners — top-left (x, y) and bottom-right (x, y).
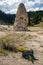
top-left (0, 0), bottom-right (43, 14)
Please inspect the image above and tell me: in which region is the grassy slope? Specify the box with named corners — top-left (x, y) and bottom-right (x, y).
top-left (34, 22), bottom-right (43, 27)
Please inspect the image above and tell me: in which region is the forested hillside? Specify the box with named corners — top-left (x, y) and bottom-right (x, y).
top-left (0, 10), bottom-right (43, 25)
top-left (28, 11), bottom-right (43, 26)
top-left (0, 10), bottom-right (15, 25)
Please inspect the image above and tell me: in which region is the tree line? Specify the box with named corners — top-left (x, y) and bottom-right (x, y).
top-left (0, 10), bottom-right (43, 25)
top-left (27, 10), bottom-right (43, 26)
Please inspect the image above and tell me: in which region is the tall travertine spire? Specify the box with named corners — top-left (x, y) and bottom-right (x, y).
top-left (14, 3), bottom-right (29, 31)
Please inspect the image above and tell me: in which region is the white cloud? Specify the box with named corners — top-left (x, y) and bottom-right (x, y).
top-left (0, 0), bottom-right (43, 14)
top-left (40, 7), bottom-right (43, 10)
top-left (0, 0), bottom-right (22, 5)
top-left (0, 1), bottom-right (4, 5)
top-left (33, 8), bottom-right (40, 11)
top-left (27, 7), bottom-right (40, 11)
top-left (25, 1), bottom-right (35, 7)
top-left (6, 8), bottom-right (17, 14)
top-left (5, 0), bottom-right (19, 5)
top-left (35, 0), bottom-right (43, 4)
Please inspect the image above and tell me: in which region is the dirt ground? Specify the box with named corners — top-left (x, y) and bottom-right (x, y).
top-left (0, 27), bottom-right (43, 65)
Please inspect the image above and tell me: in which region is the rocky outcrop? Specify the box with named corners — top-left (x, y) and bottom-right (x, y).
top-left (14, 3), bottom-right (28, 31)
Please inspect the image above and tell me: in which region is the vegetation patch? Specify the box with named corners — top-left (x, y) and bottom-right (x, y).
top-left (0, 47), bottom-right (9, 55)
top-left (17, 45), bottom-right (27, 52)
top-left (34, 22), bottom-right (43, 27)
top-left (0, 35), bottom-right (27, 54)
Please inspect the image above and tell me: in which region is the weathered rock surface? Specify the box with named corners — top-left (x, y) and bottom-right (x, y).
top-left (14, 3), bottom-right (28, 31)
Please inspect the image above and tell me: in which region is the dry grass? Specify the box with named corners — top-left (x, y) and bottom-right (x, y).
top-left (0, 47), bottom-right (9, 55)
top-left (34, 22), bottom-right (43, 27)
top-left (0, 27), bottom-right (43, 65)
top-left (0, 33), bottom-right (29, 53)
